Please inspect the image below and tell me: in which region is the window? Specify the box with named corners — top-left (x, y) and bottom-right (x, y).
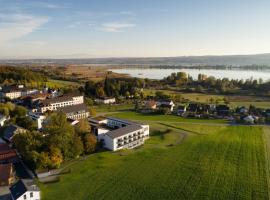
top-left (24, 194), bottom-right (27, 199)
top-left (30, 192), bottom-right (33, 197)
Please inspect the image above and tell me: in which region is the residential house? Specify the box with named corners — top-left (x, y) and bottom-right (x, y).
top-left (10, 179), bottom-right (41, 200)
top-left (216, 105), bottom-right (230, 116)
top-left (176, 105), bottom-right (187, 116)
top-left (3, 125), bottom-right (26, 142)
top-left (0, 163), bottom-right (15, 186)
top-left (157, 100), bottom-right (175, 111)
top-left (95, 97), bottom-right (116, 104)
top-left (144, 100), bottom-right (157, 110)
top-left (0, 143), bottom-right (18, 164)
top-left (57, 104), bottom-right (89, 120)
top-left (90, 117), bottom-right (149, 151)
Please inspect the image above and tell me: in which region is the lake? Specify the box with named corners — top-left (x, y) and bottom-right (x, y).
top-left (111, 68), bottom-right (270, 81)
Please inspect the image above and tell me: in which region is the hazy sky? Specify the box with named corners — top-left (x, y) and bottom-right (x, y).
top-left (0, 0), bottom-right (270, 59)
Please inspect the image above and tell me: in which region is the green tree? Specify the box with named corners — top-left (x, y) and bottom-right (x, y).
top-left (83, 134), bottom-right (97, 154)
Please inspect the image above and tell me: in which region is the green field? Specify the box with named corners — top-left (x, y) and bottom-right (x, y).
top-left (108, 111), bottom-right (228, 124)
top-left (40, 122), bottom-right (270, 200)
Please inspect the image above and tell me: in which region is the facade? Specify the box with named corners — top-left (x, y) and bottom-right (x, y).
top-left (0, 85), bottom-right (39, 100)
top-left (90, 117), bottom-right (149, 151)
top-left (0, 115), bottom-right (8, 126)
top-left (28, 112), bottom-right (46, 130)
top-left (57, 104), bottom-right (89, 120)
top-left (0, 163), bottom-right (14, 186)
top-left (157, 100), bottom-right (175, 111)
top-left (10, 179), bottom-right (40, 200)
top-left (95, 97), bottom-right (116, 104)
top-left (37, 94), bottom-right (84, 113)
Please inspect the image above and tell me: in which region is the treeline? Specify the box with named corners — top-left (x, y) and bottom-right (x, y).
top-left (162, 72), bottom-right (270, 95)
top-left (13, 113), bottom-right (97, 170)
top-left (82, 76), bottom-right (145, 98)
top-left (0, 66), bottom-right (47, 85)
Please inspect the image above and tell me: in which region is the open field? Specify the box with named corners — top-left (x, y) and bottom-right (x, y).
top-left (40, 121), bottom-right (269, 200)
top-left (46, 79), bottom-right (81, 88)
top-left (108, 111), bottom-right (228, 124)
top-left (143, 89), bottom-right (270, 108)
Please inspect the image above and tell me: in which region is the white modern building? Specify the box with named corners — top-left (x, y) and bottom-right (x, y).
top-left (57, 103), bottom-right (89, 120)
top-left (37, 94), bottom-right (84, 113)
top-left (95, 97), bottom-right (116, 104)
top-left (28, 112), bottom-right (46, 129)
top-left (0, 115), bottom-right (8, 127)
top-left (90, 117), bottom-right (149, 151)
top-left (0, 85), bottom-right (39, 100)
top-left (10, 179), bottom-right (41, 200)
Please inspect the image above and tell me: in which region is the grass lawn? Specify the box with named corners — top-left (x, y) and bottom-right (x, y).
top-left (40, 125), bottom-right (269, 200)
top-left (108, 111), bottom-right (228, 124)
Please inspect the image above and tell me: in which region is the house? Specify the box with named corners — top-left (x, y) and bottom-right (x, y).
top-left (90, 117), bottom-right (149, 151)
top-left (3, 125), bottom-right (26, 142)
top-left (0, 163), bottom-right (15, 186)
top-left (157, 100), bottom-right (175, 111)
top-left (0, 114), bottom-right (8, 126)
top-left (144, 100), bottom-right (157, 110)
top-left (0, 143), bottom-right (18, 164)
top-left (187, 103), bottom-right (198, 114)
top-left (216, 105), bottom-right (230, 116)
top-left (57, 103), bottom-right (89, 120)
top-left (36, 94), bottom-right (84, 113)
top-left (10, 179), bottom-right (41, 200)
top-left (176, 105), bottom-right (187, 116)
top-left (95, 97), bottom-right (116, 104)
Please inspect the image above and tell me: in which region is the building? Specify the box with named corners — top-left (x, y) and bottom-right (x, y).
top-left (157, 100), bottom-right (175, 111)
top-left (0, 143), bottom-right (18, 164)
top-left (28, 112), bottom-right (46, 130)
top-left (0, 163), bottom-right (15, 186)
top-left (0, 115), bottom-right (8, 126)
top-left (95, 97), bottom-right (116, 104)
top-left (216, 105), bottom-right (230, 116)
top-left (3, 125), bottom-right (26, 142)
top-left (57, 104), bottom-right (89, 120)
top-left (37, 94), bottom-right (84, 113)
top-left (0, 85), bottom-right (39, 100)
top-left (90, 117), bottom-right (149, 151)
top-left (10, 179), bottom-right (41, 200)
top-left (176, 105), bottom-right (187, 116)
top-left (144, 100), bottom-right (157, 110)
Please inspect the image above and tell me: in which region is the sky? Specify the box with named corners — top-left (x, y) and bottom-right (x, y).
top-left (0, 0), bottom-right (270, 59)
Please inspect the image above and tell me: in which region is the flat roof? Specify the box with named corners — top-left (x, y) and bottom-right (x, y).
top-left (106, 124), bottom-right (143, 139)
top-left (57, 104), bottom-right (88, 114)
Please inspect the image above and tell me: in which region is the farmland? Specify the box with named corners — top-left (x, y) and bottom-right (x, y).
top-left (40, 122), bottom-right (270, 200)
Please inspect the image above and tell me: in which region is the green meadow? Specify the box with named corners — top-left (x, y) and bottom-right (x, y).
top-left (40, 120), bottom-right (270, 199)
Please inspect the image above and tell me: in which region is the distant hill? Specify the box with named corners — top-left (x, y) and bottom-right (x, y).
top-left (1, 53), bottom-right (270, 67)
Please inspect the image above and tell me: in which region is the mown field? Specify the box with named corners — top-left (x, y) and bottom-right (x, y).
top-left (40, 123), bottom-right (270, 200)
top-left (109, 111), bottom-right (228, 124)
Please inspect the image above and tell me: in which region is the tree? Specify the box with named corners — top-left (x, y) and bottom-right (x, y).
top-left (89, 107), bottom-right (96, 116)
top-left (16, 116), bottom-right (37, 131)
top-left (44, 113), bottom-right (75, 159)
top-left (75, 119), bottom-right (91, 135)
top-left (71, 135), bottom-right (84, 158)
top-left (12, 105), bottom-right (27, 118)
top-left (83, 134), bottom-right (97, 154)
top-left (49, 147), bottom-right (63, 169)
